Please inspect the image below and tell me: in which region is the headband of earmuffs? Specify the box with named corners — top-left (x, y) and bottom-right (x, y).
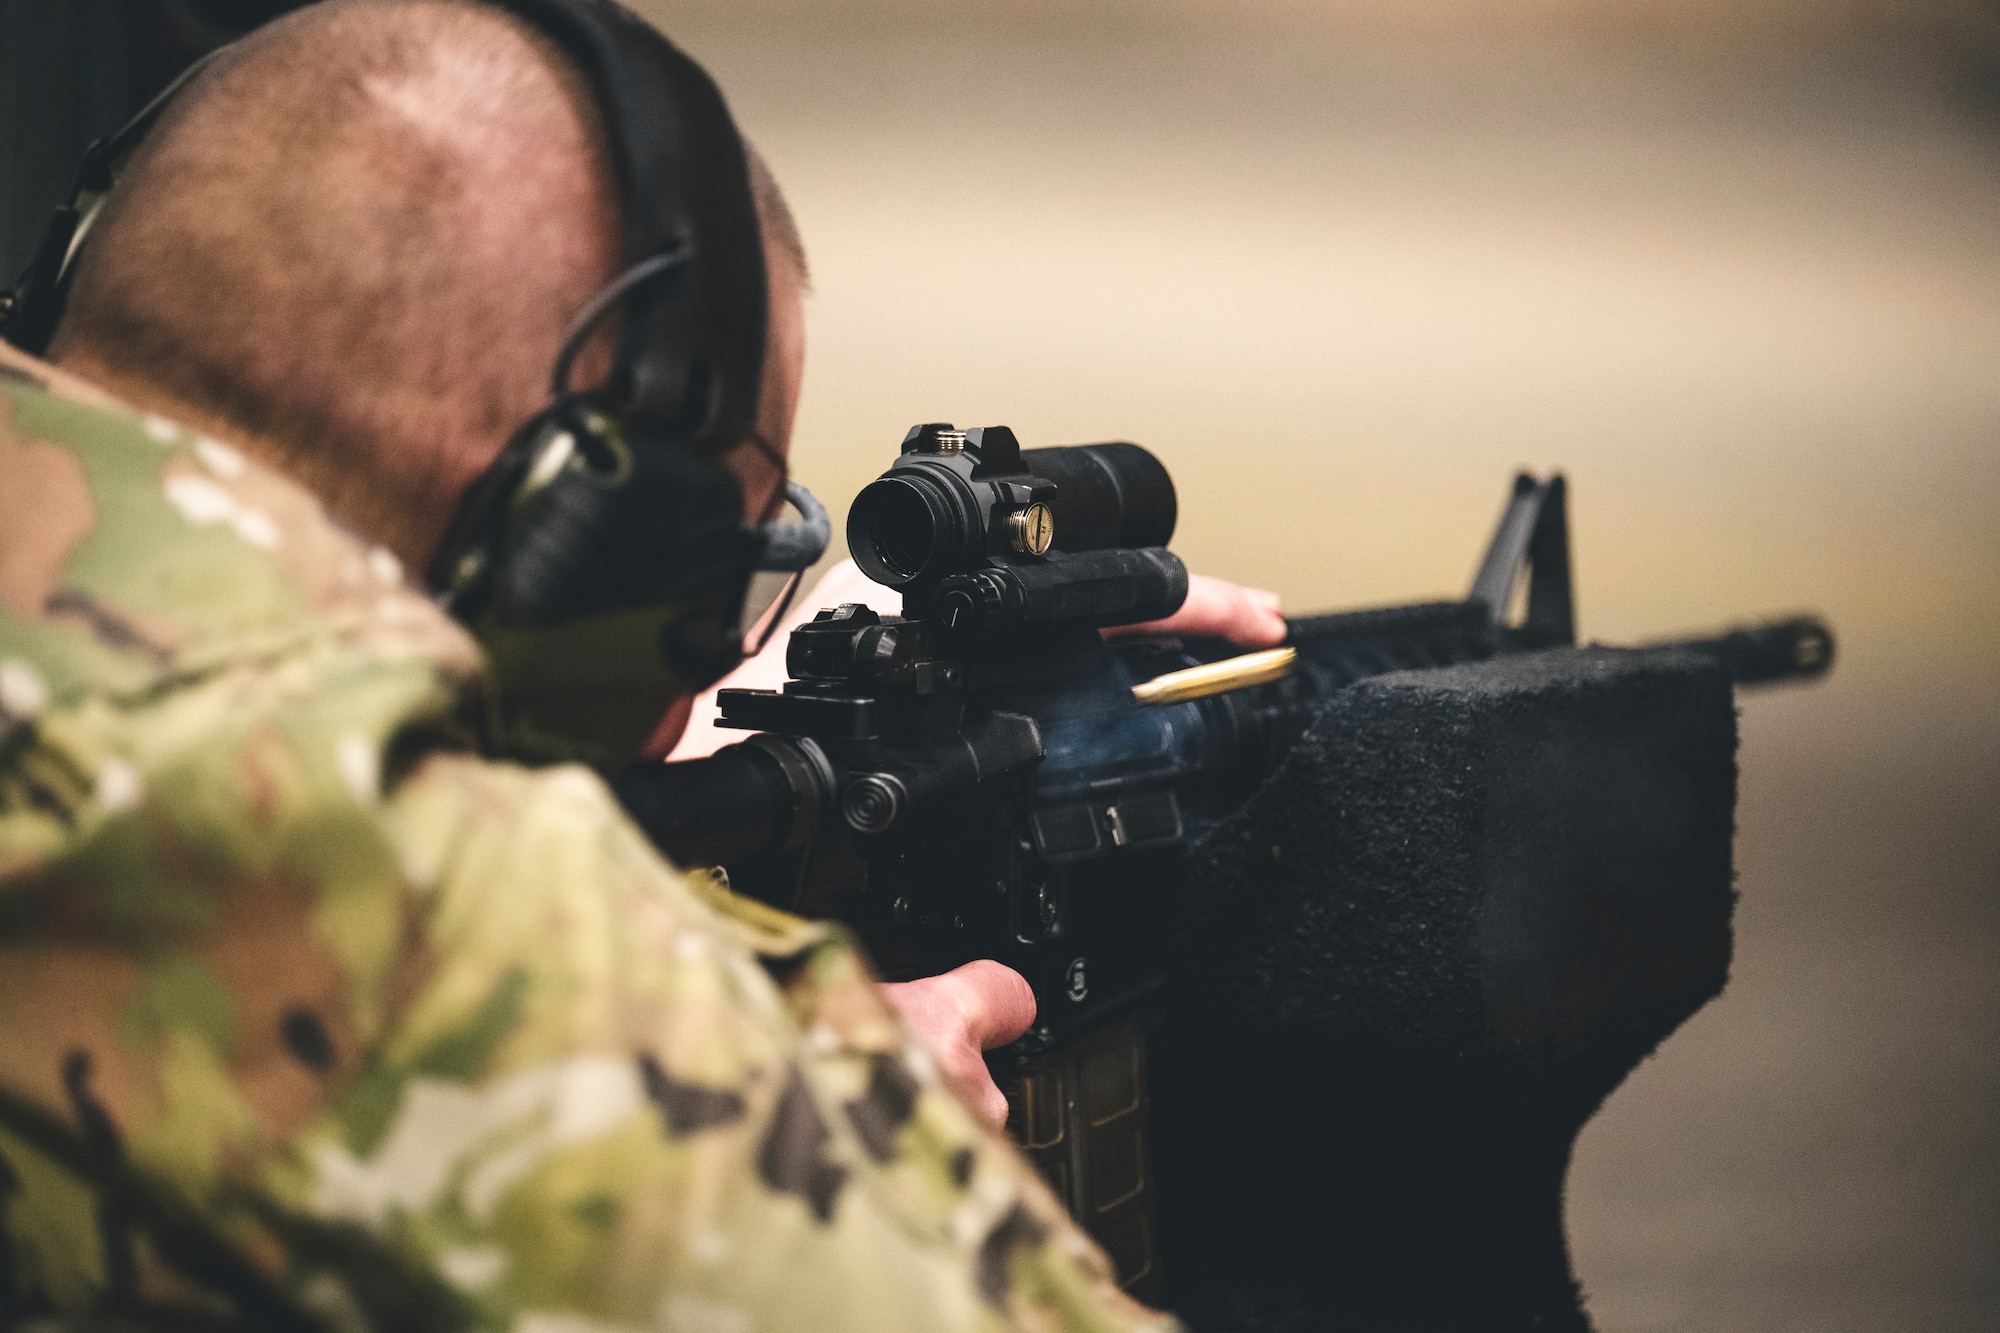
top-left (497, 0), bottom-right (766, 449)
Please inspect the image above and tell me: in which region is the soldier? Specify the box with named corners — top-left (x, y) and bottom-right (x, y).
top-left (0, 0), bottom-right (1279, 1326)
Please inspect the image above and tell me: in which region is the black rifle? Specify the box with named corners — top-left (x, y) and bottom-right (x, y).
top-left (614, 422), bottom-right (1831, 1303)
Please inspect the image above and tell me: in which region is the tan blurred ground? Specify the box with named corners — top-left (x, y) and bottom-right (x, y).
top-left (639, 3), bottom-right (1999, 1327)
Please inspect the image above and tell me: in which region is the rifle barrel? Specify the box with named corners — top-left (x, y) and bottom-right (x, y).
top-left (1650, 615), bottom-right (1835, 685)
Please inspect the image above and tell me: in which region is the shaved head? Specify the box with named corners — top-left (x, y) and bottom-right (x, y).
top-left (48, 0), bottom-right (806, 565)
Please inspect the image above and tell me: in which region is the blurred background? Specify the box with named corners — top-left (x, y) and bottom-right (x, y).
top-left (5, 1), bottom-right (1997, 1328)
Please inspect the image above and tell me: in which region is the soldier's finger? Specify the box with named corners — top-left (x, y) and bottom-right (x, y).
top-left (1106, 573), bottom-right (1287, 648)
top-left (879, 963), bottom-right (1035, 1128)
top-left (945, 960), bottom-right (1038, 1051)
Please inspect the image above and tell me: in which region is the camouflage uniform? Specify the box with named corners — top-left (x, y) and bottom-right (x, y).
top-left (0, 343), bottom-right (1173, 1333)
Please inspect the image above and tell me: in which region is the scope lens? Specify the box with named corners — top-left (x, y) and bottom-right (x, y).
top-left (848, 475), bottom-right (952, 585)
top-left (873, 486), bottom-right (934, 577)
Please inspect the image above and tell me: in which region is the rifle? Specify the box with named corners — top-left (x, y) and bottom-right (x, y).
top-left (614, 422), bottom-right (1831, 1304)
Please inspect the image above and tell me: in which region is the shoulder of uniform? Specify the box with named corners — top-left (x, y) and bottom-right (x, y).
top-left (0, 340), bottom-right (125, 411)
top-left (0, 345), bottom-right (483, 708)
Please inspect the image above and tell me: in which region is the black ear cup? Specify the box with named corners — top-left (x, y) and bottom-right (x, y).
top-left (453, 412), bottom-right (761, 767)
top-left (486, 418), bottom-right (749, 630)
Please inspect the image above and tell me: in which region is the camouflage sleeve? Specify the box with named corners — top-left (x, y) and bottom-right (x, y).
top-left (0, 656), bottom-right (1167, 1330)
top-left (0, 354), bottom-right (1170, 1329)
top-left (291, 752), bottom-right (1174, 1333)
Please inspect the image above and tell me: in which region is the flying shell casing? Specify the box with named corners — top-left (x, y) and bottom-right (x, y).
top-left (1130, 646), bottom-right (1298, 706)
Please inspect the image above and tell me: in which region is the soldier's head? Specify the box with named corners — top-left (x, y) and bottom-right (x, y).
top-left (46, 0), bottom-right (807, 575)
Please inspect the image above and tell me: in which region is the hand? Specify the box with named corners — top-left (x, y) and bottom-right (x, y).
top-left (878, 960), bottom-right (1036, 1128)
top-left (1104, 572), bottom-right (1287, 648)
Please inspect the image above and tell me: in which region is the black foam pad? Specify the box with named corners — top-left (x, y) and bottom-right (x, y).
top-left (1151, 646), bottom-right (1737, 1331)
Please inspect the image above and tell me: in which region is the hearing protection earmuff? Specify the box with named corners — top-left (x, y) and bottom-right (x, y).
top-left (2, 0), bottom-right (830, 768)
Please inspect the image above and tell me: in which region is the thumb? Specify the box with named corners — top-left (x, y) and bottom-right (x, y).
top-left (946, 959), bottom-right (1038, 1050)
top-left (879, 962), bottom-right (1037, 1128)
